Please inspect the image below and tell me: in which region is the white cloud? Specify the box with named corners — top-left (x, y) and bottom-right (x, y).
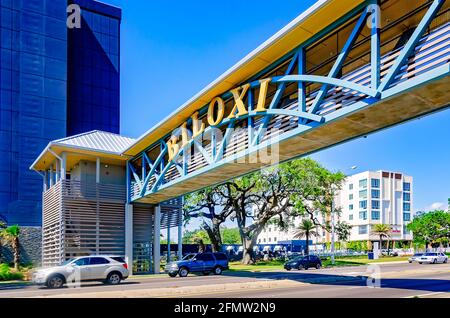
top-left (426, 202), bottom-right (447, 211)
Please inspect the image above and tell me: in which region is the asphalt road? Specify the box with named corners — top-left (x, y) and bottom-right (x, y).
top-left (1, 262), bottom-right (449, 298)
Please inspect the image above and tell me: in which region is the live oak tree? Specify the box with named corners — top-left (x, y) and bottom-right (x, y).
top-left (407, 210), bottom-right (450, 249)
top-left (183, 157), bottom-right (347, 264)
top-left (287, 158), bottom-right (346, 235)
top-left (220, 165), bottom-right (297, 265)
top-left (183, 186), bottom-right (233, 252)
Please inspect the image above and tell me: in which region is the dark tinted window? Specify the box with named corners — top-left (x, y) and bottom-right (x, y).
top-left (89, 257), bottom-right (110, 265)
top-left (213, 253), bottom-right (228, 261)
top-left (73, 258), bottom-right (90, 266)
top-left (111, 257), bottom-right (125, 263)
top-left (196, 253), bottom-right (215, 261)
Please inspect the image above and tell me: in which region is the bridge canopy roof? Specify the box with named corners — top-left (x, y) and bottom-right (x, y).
top-left (31, 131), bottom-right (135, 172)
top-left (122, 0), bottom-right (365, 156)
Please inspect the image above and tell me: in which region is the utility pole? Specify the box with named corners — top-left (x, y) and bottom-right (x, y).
top-left (331, 187), bottom-right (336, 265)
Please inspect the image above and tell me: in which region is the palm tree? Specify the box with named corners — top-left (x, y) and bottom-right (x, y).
top-left (293, 219), bottom-right (318, 256)
top-left (1, 225), bottom-right (20, 270)
top-left (371, 224), bottom-right (391, 254)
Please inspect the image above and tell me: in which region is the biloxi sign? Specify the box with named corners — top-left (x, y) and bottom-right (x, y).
top-left (166, 78), bottom-right (273, 162)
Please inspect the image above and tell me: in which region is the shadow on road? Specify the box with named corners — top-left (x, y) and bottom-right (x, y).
top-left (223, 270), bottom-right (450, 293)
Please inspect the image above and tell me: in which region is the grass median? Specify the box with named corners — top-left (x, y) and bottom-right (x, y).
top-left (228, 255), bottom-right (410, 272)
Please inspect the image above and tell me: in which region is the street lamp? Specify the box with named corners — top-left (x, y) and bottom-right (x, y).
top-left (330, 165), bottom-right (357, 265)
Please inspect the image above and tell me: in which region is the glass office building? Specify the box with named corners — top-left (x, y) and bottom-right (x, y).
top-left (0, 0), bottom-right (121, 226)
top-left (67, 0), bottom-right (120, 135)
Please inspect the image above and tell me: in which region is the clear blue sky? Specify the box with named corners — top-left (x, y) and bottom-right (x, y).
top-left (107, 0), bottom-right (449, 216)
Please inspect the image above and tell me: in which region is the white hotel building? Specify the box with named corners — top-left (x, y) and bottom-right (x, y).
top-left (257, 170), bottom-right (414, 247)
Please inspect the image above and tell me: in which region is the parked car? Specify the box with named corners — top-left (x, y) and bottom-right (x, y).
top-left (408, 253), bottom-right (423, 263)
top-left (417, 252), bottom-right (448, 264)
top-left (381, 249), bottom-right (398, 256)
top-left (284, 255), bottom-right (322, 270)
top-left (32, 255), bottom-right (129, 288)
top-left (165, 252), bottom-right (229, 277)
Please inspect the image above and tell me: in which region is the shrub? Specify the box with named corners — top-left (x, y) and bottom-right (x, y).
top-left (0, 263), bottom-right (24, 281)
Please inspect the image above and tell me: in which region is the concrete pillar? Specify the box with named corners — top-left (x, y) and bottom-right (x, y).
top-left (49, 165), bottom-right (54, 187)
top-left (55, 159), bottom-right (60, 182)
top-left (43, 171), bottom-right (48, 192)
top-left (96, 157), bottom-right (101, 183)
top-left (153, 205), bottom-right (161, 274)
top-left (178, 221), bottom-right (183, 260)
top-left (125, 204), bottom-right (133, 275)
top-left (167, 226), bottom-right (171, 263)
top-left (60, 152), bottom-right (67, 180)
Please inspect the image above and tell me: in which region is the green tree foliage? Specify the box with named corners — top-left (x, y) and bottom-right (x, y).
top-left (347, 240), bottom-right (369, 252)
top-left (287, 158), bottom-right (346, 231)
top-left (0, 263), bottom-right (23, 281)
top-left (407, 210), bottom-right (450, 248)
top-left (182, 229), bottom-right (211, 244)
top-left (335, 221), bottom-right (352, 248)
top-left (221, 227), bottom-right (241, 244)
top-left (0, 225), bottom-right (20, 270)
top-left (182, 227), bottom-right (241, 246)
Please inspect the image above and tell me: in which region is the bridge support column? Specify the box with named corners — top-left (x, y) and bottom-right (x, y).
top-left (153, 205), bottom-right (161, 274)
top-left (167, 226), bottom-right (171, 263)
top-left (125, 204), bottom-right (133, 275)
top-left (178, 221), bottom-right (183, 260)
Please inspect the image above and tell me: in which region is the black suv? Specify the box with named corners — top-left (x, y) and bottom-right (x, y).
top-left (284, 255), bottom-right (322, 270)
top-left (164, 252), bottom-right (229, 277)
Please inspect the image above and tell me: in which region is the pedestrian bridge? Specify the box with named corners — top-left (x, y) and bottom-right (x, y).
top-left (124, 0), bottom-right (450, 204)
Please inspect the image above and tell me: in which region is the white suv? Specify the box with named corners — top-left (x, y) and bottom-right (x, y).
top-left (417, 252), bottom-right (448, 264)
top-left (32, 255), bottom-right (129, 288)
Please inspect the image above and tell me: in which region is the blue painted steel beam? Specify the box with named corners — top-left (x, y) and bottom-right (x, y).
top-left (308, 8), bottom-right (370, 115)
top-left (273, 75), bottom-right (377, 97)
top-left (370, 0), bottom-right (381, 90)
top-left (247, 88), bottom-right (254, 145)
top-left (298, 48), bottom-right (307, 125)
top-left (140, 143), bottom-right (167, 196)
top-left (215, 120), bottom-right (236, 162)
top-left (252, 52), bottom-right (299, 146)
top-left (378, 0), bottom-right (445, 92)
